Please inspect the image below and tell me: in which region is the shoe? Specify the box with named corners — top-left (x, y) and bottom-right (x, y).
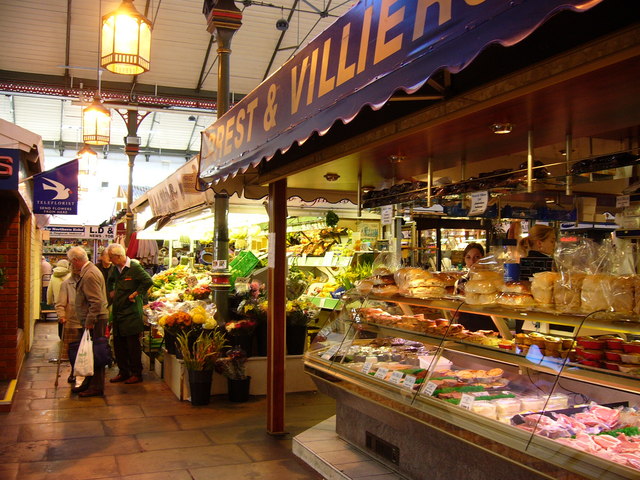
top-left (67, 374), bottom-right (76, 384)
top-left (109, 374), bottom-right (129, 383)
top-left (124, 375), bottom-right (143, 384)
top-left (78, 388), bottom-right (104, 398)
top-left (71, 382), bottom-right (90, 394)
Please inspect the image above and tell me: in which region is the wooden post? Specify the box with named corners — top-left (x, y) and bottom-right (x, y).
top-left (267, 179), bottom-right (287, 434)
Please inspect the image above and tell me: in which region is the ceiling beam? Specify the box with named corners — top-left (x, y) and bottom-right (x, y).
top-left (43, 140), bottom-right (198, 160)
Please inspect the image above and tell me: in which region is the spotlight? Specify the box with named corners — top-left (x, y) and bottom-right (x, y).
top-left (490, 123), bottom-right (514, 134)
top-left (188, 115), bottom-right (196, 121)
top-left (324, 172), bottom-right (340, 182)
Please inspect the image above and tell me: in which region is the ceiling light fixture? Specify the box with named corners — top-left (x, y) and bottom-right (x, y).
top-left (101, 0), bottom-right (152, 75)
top-left (490, 123), bottom-right (514, 134)
top-left (324, 172), bottom-right (340, 182)
top-left (361, 185), bottom-right (375, 193)
top-left (82, 94), bottom-right (111, 145)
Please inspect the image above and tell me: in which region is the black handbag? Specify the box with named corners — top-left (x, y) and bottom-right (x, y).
top-left (69, 336), bottom-right (113, 368)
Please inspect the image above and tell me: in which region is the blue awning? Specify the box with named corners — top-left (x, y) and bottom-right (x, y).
top-left (198, 0), bottom-right (603, 184)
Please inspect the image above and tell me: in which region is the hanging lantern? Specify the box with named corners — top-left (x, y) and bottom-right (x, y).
top-left (77, 144), bottom-right (98, 175)
top-left (101, 0), bottom-right (152, 75)
top-left (82, 95), bottom-right (111, 145)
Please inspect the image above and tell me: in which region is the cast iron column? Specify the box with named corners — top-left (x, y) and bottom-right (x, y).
top-left (204, 0), bottom-right (242, 324)
top-left (120, 108), bottom-right (150, 245)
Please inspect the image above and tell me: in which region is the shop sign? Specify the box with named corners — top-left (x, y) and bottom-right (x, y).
top-left (147, 158), bottom-right (207, 217)
top-left (199, 0), bottom-right (601, 182)
top-left (0, 148), bottom-right (19, 191)
top-left (45, 225), bottom-right (116, 240)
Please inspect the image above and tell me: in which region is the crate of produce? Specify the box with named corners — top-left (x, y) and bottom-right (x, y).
top-left (229, 250), bottom-right (260, 283)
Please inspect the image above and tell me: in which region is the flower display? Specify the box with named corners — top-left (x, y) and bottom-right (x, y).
top-left (225, 319), bottom-right (256, 336)
top-left (236, 281), bottom-right (268, 323)
top-left (156, 301), bottom-right (218, 333)
top-left (215, 346), bottom-right (248, 380)
top-left (286, 298), bottom-right (320, 326)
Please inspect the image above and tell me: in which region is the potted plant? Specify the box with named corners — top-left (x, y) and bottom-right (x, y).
top-left (176, 328), bottom-right (227, 405)
top-left (285, 298), bottom-right (319, 355)
top-left (224, 319), bottom-right (256, 356)
top-left (216, 346), bottom-right (251, 402)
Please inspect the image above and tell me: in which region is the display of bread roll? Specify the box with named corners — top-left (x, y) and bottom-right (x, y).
top-left (530, 271), bottom-right (559, 306)
top-left (500, 281), bottom-right (531, 294)
top-left (553, 273), bottom-right (585, 313)
top-left (465, 270), bottom-right (503, 295)
top-left (465, 292), bottom-right (497, 305)
top-left (497, 292), bottom-right (536, 308)
top-left (581, 274), bottom-right (633, 314)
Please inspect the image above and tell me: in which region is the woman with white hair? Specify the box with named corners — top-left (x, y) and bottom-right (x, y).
top-left (47, 259), bottom-right (71, 342)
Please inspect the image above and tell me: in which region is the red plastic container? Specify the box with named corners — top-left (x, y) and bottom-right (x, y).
top-left (622, 342), bottom-right (640, 354)
top-left (603, 361), bottom-right (620, 371)
top-left (604, 350), bottom-right (622, 362)
top-left (605, 338), bottom-right (624, 351)
top-left (579, 359), bottom-right (602, 368)
top-left (577, 337), bottom-right (605, 350)
top-left (579, 349), bottom-right (604, 361)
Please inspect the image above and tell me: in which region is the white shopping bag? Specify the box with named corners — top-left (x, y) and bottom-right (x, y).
top-left (74, 329), bottom-right (94, 377)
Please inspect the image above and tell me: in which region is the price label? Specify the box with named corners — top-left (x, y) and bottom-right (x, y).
top-left (403, 375), bottom-right (416, 390)
top-left (459, 393), bottom-right (475, 410)
top-left (374, 367), bottom-right (388, 379)
top-left (321, 345), bottom-right (339, 360)
top-left (381, 205), bottom-right (394, 225)
top-left (617, 195), bottom-right (630, 208)
top-left (361, 362), bottom-right (373, 374)
top-left (422, 381), bottom-right (438, 396)
top-left (468, 190), bottom-right (489, 216)
top-left (323, 251), bottom-right (335, 266)
top-left (389, 371), bottom-right (404, 384)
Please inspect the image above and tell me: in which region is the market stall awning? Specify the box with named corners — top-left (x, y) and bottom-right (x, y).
top-left (198, 0), bottom-right (602, 184)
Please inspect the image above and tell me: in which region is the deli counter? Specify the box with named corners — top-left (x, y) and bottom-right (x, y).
top-left (303, 292), bottom-right (640, 480)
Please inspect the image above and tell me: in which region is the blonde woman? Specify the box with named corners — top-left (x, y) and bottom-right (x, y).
top-left (518, 224), bottom-right (556, 258)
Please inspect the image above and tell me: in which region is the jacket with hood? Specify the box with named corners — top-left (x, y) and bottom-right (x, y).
top-left (47, 260), bottom-right (71, 305)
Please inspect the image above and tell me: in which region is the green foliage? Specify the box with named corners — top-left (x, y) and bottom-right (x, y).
top-left (177, 328), bottom-right (228, 371)
top-left (325, 210), bottom-right (339, 228)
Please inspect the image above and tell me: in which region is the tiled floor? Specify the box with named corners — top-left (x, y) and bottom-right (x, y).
top-left (0, 322), bottom-right (337, 480)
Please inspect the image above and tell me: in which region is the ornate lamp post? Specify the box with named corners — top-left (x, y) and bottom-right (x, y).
top-left (203, 0), bottom-right (242, 324)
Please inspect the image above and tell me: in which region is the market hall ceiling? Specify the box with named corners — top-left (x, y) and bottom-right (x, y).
top-left (0, 0), bottom-right (352, 160)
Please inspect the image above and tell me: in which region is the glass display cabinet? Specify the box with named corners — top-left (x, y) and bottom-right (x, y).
top-left (304, 292), bottom-right (640, 480)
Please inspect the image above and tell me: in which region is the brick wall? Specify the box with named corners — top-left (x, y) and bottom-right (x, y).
top-left (0, 195), bottom-right (19, 380)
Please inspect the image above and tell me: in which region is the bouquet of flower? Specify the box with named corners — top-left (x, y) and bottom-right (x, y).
top-left (236, 281), bottom-right (268, 323)
top-left (225, 319), bottom-right (256, 336)
top-left (177, 328), bottom-right (228, 371)
top-left (215, 346), bottom-right (248, 380)
top-left (286, 298), bottom-right (320, 326)
top-left (158, 301), bottom-right (218, 334)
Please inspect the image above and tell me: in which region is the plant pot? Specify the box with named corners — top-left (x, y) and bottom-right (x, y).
top-left (187, 369), bottom-right (213, 406)
top-left (255, 322), bottom-right (268, 357)
top-left (286, 324), bottom-right (307, 355)
top-left (227, 376), bottom-right (251, 402)
top-left (164, 331), bottom-right (177, 355)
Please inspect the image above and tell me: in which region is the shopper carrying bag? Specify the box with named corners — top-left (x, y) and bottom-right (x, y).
top-left (74, 329), bottom-right (94, 377)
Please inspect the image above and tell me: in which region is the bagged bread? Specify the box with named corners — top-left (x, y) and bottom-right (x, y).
top-left (581, 274), bottom-right (633, 314)
top-left (465, 270), bottom-right (503, 294)
top-left (497, 292), bottom-right (536, 308)
top-left (530, 271), bottom-right (559, 306)
top-left (553, 273), bottom-right (585, 313)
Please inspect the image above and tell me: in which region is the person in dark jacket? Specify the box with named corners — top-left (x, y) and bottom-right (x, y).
top-left (106, 243), bottom-right (154, 384)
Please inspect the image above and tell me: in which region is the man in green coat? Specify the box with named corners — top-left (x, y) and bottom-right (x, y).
top-left (106, 243), bottom-right (154, 384)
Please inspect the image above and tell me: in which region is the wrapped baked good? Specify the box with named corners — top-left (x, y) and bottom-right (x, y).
top-left (581, 274), bottom-right (633, 314)
top-left (465, 270), bottom-right (503, 294)
top-left (371, 284), bottom-right (399, 297)
top-left (500, 281), bottom-right (531, 294)
top-left (530, 271), bottom-right (559, 306)
top-left (553, 273), bottom-right (585, 313)
top-left (356, 279), bottom-right (374, 295)
top-left (497, 292), bottom-right (536, 308)
top-left (465, 292), bottom-right (497, 305)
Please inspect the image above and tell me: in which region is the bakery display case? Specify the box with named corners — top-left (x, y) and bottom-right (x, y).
top-left (304, 291), bottom-right (640, 480)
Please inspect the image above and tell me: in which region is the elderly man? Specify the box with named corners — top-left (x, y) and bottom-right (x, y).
top-left (67, 246), bottom-right (109, 397)
top-left (107, 243), bottom-right (153, 384)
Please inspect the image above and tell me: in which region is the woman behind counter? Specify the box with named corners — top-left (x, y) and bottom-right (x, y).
top-left (518, 224), bottom-right (556, 258)
top-left (454, 243), bottom-right (497, 332)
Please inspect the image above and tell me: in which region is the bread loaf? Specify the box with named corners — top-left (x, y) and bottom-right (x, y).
top-left (553, 273), bottom-right (585, 313)
top-left (530, 271), bottom-right (559, 306)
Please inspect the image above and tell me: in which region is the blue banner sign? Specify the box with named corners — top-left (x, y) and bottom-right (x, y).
top-left (0, 148), bottom-right (20, 191)
top-left (33, 159), bottom-right (79, 215)
top-left (199, 0), bottom-right (601, 183)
